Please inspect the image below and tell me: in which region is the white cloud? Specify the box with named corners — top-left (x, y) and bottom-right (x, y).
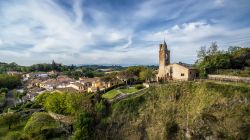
top-left (143, 21), bottom-right (250, 63)
top-left (0, 0), bottom-right (249, 65)
top-left (215, 0), bottom-right (225, 6)
top-left (0, 0), bottom-right (132, 65)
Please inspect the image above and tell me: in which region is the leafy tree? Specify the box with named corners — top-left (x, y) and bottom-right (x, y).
top-left (34, 92), bottom-right (51, 105)
top-left (0, 74), bottom-right (21, 89)
top-left (139, 68), bottom-right (154, 83)
top-left (38, 92), bottom-right (94, 115)
top-left (230, 47), bottom-right (250, 68)
top-left (44, 92), bottom-right (67, 114)
top-left (197, 46), bottom-right (207, 62)
top-left (0, 113), bottom-right (21, 129)
top-left (24, 112), bottom-right (59, 137)
top-left (95, 101), bottom-right (108, 120)
top-left (126, 66), bottom-right (146, 77)
top-left (71, 112), bottom-right (94, 140)
top-left (194, 43), bottom-right (246, 77)
top-left (0, 88), bottom-right (8, 94)
top-left (207, 42), bottom-right (219, 55)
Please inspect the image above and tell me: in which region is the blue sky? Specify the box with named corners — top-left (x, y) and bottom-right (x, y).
top-left (0, 0), bottom-right (250, 66)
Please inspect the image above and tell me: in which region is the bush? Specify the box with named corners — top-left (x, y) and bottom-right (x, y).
top-left (5, 131), bottom-right (22, 140)
top-left (0, 113), bottom-right (21, 129)
top-left (135, 85), bottom-right (145, 90)
top-left (36, 92), bottom-right (95, 115)
top-left (0, 88), bottom-right (8, 94)
top-left (24, 112), bottom-right (60, 138)
top-left (72, 112), bottom-right (94, 140)
top-left (0, 74), bottom-right (21, 89)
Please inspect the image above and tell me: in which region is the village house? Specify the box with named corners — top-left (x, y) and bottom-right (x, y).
top-left (23, 72), bottom-right (49, 79)
top-left (7, 71), bottom-right (23, 76)
top-left (67, 82), bottom-right (86, 91)
top-left (157, 41), bottom-right (198, 81)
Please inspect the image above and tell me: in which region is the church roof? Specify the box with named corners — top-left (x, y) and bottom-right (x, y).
top-left (175, 62), bottom-right (197, 70)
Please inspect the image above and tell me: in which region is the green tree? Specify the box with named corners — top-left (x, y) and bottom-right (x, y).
top-left (0, 113), bottom-right (21, 129)
top-left (139, 69), bottom-right (154, 83)
top-left (0, 88), bottom-right (8, 94)
top-left (197, 46), bottom-right (207, 62)
top-left (71, 112), bottom-right (94, 140)
top-left (0, 74), bottom-right (21, 89)
top-left (24, 112), bottom-right (59, 137)
top-left (44, 92), bottom-right (67, 114)
top-left (95, 101), bottom-right (108, 120)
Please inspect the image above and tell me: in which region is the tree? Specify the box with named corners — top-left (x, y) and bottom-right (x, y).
top-left (24, 112), bottom-right (59, 137)
top-left (0, 74), bottom-right (21, 89)
top-left (95, 101), bottom-right (108, 120)
top-left (207, 42), bottom-right (219, 55)
top-left (0, 88), bottom-right (8, 94)
top-left (126, 66), bottom-right (145, 77)
top-left (139, 69), bottom-right (154, 83)
top-left (72, 112), bottom-right (94, 140)
top-left (44, 92), bottom-right (67, 114)
top-left (197, 46), bottom-right (207, 62)
top-left (0, 113), bottom-right (21, 129)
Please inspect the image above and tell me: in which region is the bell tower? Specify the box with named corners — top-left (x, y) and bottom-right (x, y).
top-left (159, 40), bottom-right (170, 67)
top-left (157, 40), bottom-right (170, 81)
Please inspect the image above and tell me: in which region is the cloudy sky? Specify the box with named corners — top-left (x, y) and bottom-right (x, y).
top-left (0, 0), bottom-right (250, 66)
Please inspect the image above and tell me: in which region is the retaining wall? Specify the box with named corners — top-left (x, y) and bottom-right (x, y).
top-left (208, 74), bottom-right (250, 83)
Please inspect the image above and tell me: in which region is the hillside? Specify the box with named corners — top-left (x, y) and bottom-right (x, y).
top-left (99, 81), bottom-right (250, 140)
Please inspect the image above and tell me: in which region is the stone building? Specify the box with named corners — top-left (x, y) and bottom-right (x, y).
top-left (157, 41), bottom-right (198, 81)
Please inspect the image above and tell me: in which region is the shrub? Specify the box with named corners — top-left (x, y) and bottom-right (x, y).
top-left (24, 112), bottom-right (59, 138)
top-left (0, 88), bottom-right (8, 94)
top-left (5, 131), bottom-right (22, 140)
top-left (71, 112), bottom-right (94, 140)
top-left (135, 85), bottom-right (145, 90)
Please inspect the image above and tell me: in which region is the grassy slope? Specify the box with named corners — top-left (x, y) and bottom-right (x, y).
top-left (102, 86), bottom-right (139, 99)
top-left (101, 81), bottom-right (250, 140)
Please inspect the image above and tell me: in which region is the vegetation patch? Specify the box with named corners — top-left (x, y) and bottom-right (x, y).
top-left (100, 81), bottom-right (250, 140)
top-left (102, 85), bottom-right (143, 99)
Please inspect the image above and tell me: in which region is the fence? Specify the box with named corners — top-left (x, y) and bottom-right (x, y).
top-left (208, 74), bottom-right (250, 83)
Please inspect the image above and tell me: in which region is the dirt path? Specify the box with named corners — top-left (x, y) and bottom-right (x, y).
top-left (109, 87), bottom-right (149, 104)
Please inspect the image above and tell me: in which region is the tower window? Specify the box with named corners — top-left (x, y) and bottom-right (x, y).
top-left (181, 73), bottom-right (184, 76)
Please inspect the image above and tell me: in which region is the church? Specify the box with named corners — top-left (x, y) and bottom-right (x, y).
top-left (157, 41), bottom-right (198, 81)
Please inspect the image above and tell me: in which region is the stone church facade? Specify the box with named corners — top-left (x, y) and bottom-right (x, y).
top-left (157, 41), bottom-right (198, 81)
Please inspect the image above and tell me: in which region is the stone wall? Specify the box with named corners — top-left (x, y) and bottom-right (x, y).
top-left (208, 74), bottom-right (250, 83)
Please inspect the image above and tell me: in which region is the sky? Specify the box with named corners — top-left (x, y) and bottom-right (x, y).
top-left (0, 0), bottom-right (250, 66)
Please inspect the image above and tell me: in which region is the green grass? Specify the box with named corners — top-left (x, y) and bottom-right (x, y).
top-left (102, 85), bottom-right (141, 99)
top-left (120, 87), bottom-right (138, 93)
top-left (102, 89), bottom-right (120, 99)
